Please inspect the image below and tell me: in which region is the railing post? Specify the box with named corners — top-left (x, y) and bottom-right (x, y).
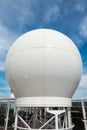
top-left (5, 100), bottom-right (10, 130)
top-left (81, 99), bottom-right (87, 130)
top-left (14, 108), bottom-right (18, 130)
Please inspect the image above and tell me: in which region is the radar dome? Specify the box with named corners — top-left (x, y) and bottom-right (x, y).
top-left (5, 29), bottom-right (82, 107)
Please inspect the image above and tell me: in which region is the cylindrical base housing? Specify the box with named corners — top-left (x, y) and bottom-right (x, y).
top-left (16, 97), bottom-right (72, 107)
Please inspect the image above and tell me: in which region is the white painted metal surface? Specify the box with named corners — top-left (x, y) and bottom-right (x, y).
top-left (5, 100), bottom-right (10, 130)
top-left (81, 99), bottom-right (87, 130)
top-left (5, 29), bottom-right (82, 106)
top-left (16, 97), bottom-right (71, 107)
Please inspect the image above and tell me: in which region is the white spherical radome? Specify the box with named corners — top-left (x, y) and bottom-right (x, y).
top-left (5, 29), bottom-right (82, 107)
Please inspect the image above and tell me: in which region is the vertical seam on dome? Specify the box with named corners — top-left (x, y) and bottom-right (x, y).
top-left (43, 29), bottom-right (46, 96)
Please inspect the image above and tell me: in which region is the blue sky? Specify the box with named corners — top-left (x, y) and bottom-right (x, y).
top-left (0, 0), bottom-right (87, 99)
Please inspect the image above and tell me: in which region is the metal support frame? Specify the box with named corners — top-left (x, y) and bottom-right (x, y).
top-left (13, 108), bottom-right (31, 130)
top-left (67, 108), bottom-right (72, 128)
top-left (81, 99), bottom-right (87, 130)
top-left (18, 114), bottom-right (31, 129)
top-left (13, 106), bottom-right (74, 130)
top-left (2, 98), bottom-right (87, 130)
top-left (0, 98), bottom-right (75, 130)
top-left (5, 100), bottom-right (10, 130)
top-left (14, 109), bottom-right (18, 130)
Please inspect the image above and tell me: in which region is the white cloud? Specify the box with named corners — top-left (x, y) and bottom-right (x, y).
top-left (72, 35), bottom-right (83, 47)
top-left (0, 92), bottom-right (7, 98)
top-left (43, 4), bottom-right (60, 23)
top-left (73, 74), bottom-right (87, 99)
top-left (16, 4), bottom-right (36, 28)
top-left (0, 77), bottom-right (7, 86)
top-left (0, 62), bottom-right (5, 71)
top-left (0, 92), bottom-right (11, 98)
top-left (0, 1), bottom-right (35, 30)
top-left (0, 86), bottom-right (11, 98)
top-left (75, 2), bottom-right (85, 12)
top-left (0, 24), bottom-right (18, 71)
top-left (79, 16), bottom-right (87, 37)
top-left (0, 86), bottom-right (11, 91)
top-left (0, 24), bottom-right (17, 49)
top-left (79, 74), bottom-right (87, 88)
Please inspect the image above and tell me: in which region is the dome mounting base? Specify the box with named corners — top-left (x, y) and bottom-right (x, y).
top-left (16, 97), bottom-right (72, 107)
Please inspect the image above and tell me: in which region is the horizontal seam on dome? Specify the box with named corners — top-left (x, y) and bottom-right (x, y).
top-left (7, 46), bottom-right (80, 58)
